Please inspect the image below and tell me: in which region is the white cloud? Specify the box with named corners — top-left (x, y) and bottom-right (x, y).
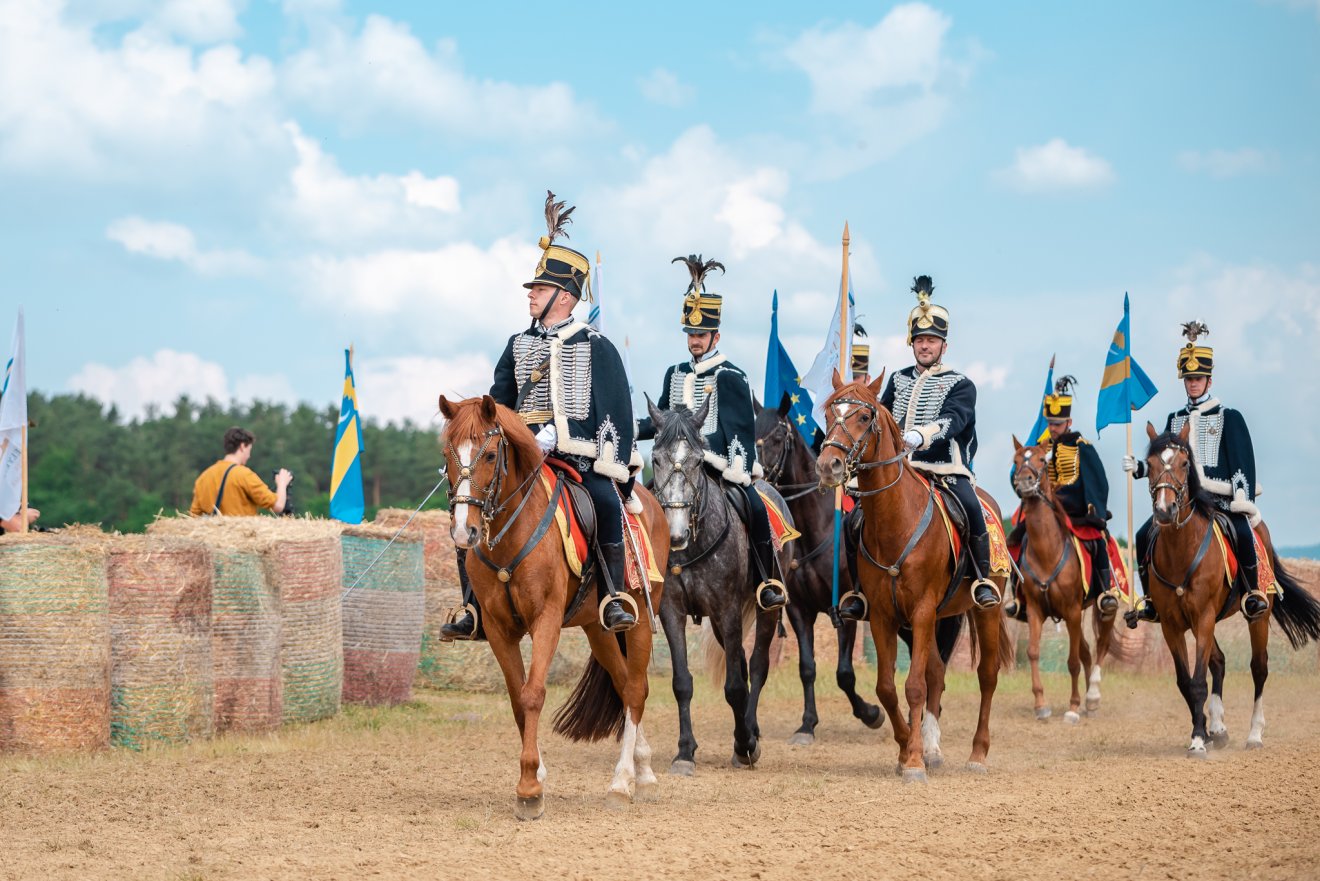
top-left (637, 68), bottom-right (693, 108)
top-left (281, 121), bottom-right (460, 244)
top-left (356, 355), bottom-right (497, 427)
top-left (963, 360), bottom-right (1010, 391)
top-left (106, 216), bottom-right (261, 275)
top-left (995, 138), bottom-right (1116, 192)
top-left (152, 0), bottom-right (245, 43)
top-left (281, 14), bottom-right (604, 139)
top-left (1176, 147), bottom-right (1273, 179)
top-left (68, 349), bottom-right (293, 418)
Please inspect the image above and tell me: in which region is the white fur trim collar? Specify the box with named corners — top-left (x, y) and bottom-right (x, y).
top-left (693, 352), bottom-right (728, 376)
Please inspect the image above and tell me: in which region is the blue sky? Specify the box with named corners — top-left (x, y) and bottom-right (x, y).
top-left (3, 0), bottom-right (1318, 543)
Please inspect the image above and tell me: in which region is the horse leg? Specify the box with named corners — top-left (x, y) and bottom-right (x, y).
top-left (839, 618), bottom-right (884, 730)
top-left (900, 608), bottom-right (935, 783)
top-left (967, 606), bottom-right (1002, 772)
top-left (1087, 607), bottom-right (1113, 714)
top-left (919, 631), bottom-right (949, 770)
top-left (1206, 638), bottom-right (1229, 748)
top-left (785, 603), bottom-right (820, 744)
top-left (660, 598), bottom-right (699, 775)
top-left (723, 611), bottom-right (759, 769)
top-left (1025, 600), bottom-right (1050, 720)
top-left (1246, 614), bottom-right (1270, 749)
top-left (510, 613), bottom-right (562, 818)
top-left (624, 604), bottom-right (659, 803)
top-left (1063, 604), bottom-right (1085, 724)
top-left (745, 610), bottom-right (777, 743)
top-left (1184, 614), bottom-right (1216, 759)
top-left (870, 617), bottom-right (909, 775)
top-left (1160, 621), bottom-right (1199, 754)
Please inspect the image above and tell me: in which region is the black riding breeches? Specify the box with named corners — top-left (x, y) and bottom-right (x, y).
top-left (579, 469), bottom-right (625, 546)
top-left (944, 475), bottom-right (987, 537)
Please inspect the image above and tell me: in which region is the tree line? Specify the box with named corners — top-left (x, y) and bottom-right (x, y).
top-left (24, 393), bottom-right (448, 533)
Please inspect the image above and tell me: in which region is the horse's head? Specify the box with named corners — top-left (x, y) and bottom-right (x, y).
top-left (755, 392), bottom-right (803, 487)
top-left (1145, 420), bottom-right (1196, 527)
top-left (438, 393), bottom-right (541, 549)
top-left (815, 368), bottom-right (893, 489)
top-left (1011, 435), bottom-right (1055, 500)
top-left (647, 393), bottom-right (710, 549)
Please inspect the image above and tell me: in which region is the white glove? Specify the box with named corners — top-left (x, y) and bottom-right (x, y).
top-left (903, 429), bottom-right (923, 450)
top-left (534, 424), bottom-right (558, 454)
top-left (1121, 454), bottom-right (1138, 474)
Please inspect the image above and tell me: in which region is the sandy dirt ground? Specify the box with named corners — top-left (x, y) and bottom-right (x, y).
top-left (1, 662), bottom-right (1317, 881)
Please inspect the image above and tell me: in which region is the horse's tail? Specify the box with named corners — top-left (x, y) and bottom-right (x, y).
top-left (1269, 552), bottom-right (1320, 650)
top-left (934, 615), bottom-right (963, 664)
top-left (962, 610), bottom-right (1015, 670)
top-left (702, 597), bottom-right (756, 686)
top-left (1091, 606), bottom-right (1136, 665)
top-left (552, 636), bottom-right (626, 743)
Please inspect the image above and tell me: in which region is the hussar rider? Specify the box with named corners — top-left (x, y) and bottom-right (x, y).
top-left (1123, 321), bottom-right (1268, 626)
top-left (635, 255), bottom-right (789, 612)
top-left (840, 275), bottom-right (1000, 619)
top-left (441, 192), bottom-right (639, 640)
top-left (1004, 376), bottom-right (1121, 619)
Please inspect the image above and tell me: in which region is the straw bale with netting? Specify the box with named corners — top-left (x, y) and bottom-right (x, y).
top-left (340, 524), bottom-right (425, 705)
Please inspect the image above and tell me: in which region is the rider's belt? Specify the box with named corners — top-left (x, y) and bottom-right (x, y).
top-left (519, 410), bottom-right (553, 426)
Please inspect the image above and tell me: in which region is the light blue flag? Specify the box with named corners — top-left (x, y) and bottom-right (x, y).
top-left (1026, 354), bottom-right (1056, 446)
top-left (764, 290), bottom-right (820, 443)
top-left (1096, 293), bottom-right (1158, 435)
top-left (330, 348), bottom-right (365, 523)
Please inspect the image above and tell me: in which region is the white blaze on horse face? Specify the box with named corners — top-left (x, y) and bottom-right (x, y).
top-left (1155, 449), bottom-right (1178, 513)
top-left (452, 440), bottom-right (474, 548)
top-left (664, 439), bottom-right (692, 541)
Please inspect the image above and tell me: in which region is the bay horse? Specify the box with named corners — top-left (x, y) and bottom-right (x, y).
top-left (816, 370), bottom-right (1012, 781)
top-left (438, 394), bottom-right (669, 818)
top-left (755, 397), bottom-right (964, 745)
top-left (1141, 421), bottom-right (1320, 756)
top-left (647, 397), bottom-right (790, 773)
top-left (1010, 437), bottom-right (1121, 723)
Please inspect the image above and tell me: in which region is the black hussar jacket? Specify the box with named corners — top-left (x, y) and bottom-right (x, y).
top-left (490, 318), bottom-right (638, 482)
top-left (636, 352), bottom-right (761, 486)
top-left (1049, 431), bottom-right (1110, 530)
top-left (1162, 397), bottom-right (1259, 525)
top-left (880, 364), bottom-right (978, 479)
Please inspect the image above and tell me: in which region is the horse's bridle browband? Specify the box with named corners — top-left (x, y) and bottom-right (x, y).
top-left (445, 426), bottom-right (541, 550)
top-left (1149, 444), bottom-right (1196, 530)
top-left (822, 397), bottom-right (909, 496)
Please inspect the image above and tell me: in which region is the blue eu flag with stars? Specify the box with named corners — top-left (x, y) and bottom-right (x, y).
top-left (764, 290), bottom-right (820, 444)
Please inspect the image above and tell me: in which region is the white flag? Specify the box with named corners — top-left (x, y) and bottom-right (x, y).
top-left (801, 281), bottom-right (855, 428)
top-left (587, 251), bottom-right (606, 336)
top-left (0, 311), bottom-right (27, 519)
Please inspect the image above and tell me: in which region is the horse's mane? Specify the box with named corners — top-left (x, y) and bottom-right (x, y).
top-left (1147, 430), bottom-right (1216, 513)
top-left (654, 404), bottom-right (707, 452)
top-left (444, 397), bottom-right (544, 475)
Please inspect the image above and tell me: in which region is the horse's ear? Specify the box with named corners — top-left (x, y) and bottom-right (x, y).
top-left (1012, 434), bottom-right (1023, 452)
top-left (645, 393), bottom-right (663, 426)
top-left (752, 394), bottom-right (762, 417)
top-left (1145, 421), bottom-right (1158, 441)
top-left (831, 367), bottom-right (843, 390)
top-left (868, 368), bottom-right (886, 395)
top-left (777, 391), bottom-right (793, 417)
top-left (1177, 419), bottom-right (1191, 444)
top-left (692, 391), bottom-right (712, 429)
top-left (480, 395), bottom-right (498, 421)
top-left (438, 395), bottom-right (457, 420)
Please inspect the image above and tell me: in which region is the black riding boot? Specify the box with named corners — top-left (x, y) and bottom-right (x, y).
top-left (1093, 541), bottom-right (1119, 618)
top-left (1125, 522), bottom-right (1158, 628)
top-left (970, 533), bottom-right (1000, 609)
top-left (440, 548), bottom-right (484, 641)
top-left (753, 539), bottom-right (788, 611)
top-left (1241, 559), bottom-right (1268, 620)
top-left (598, 542), bottom-right (637, 632)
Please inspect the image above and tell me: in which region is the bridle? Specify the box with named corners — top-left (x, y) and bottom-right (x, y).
top-left (651, 433), bottom-right (731, 571)
top-left (757, 417), bottom-right (818, 501)
top-left (1149, 446), bottom-right (1196, 530)
top-left (821, 397), bottom-right (909, 496)
top-left (1013, 453), bottom-right (1048, 500)
top-left (444, 425), bottom-right (542, 550)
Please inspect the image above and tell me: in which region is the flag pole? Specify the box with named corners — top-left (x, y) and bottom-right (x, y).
top-left (19, 421), bottom-right (27, 533)
top-left (830, 222), bottom-right (850, 621)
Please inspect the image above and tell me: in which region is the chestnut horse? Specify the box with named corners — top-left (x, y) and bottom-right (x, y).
top-left (1142, 422), bottom-right (1320, 756)
top-left (1010, 437), bottom-right (1121, 724)
top-left (438, 394), bottom-right (669, 818)
top-left (816, 371), bottom-right (1011, 781)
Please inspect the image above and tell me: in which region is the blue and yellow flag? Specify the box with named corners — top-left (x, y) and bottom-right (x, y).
top-left (764, 290), bottom-right (820, 444)
top-left (330, 348), bottom-right (365, 523)
top-left (1096, 294), bottom-right (1158, 435)
top-left (1026, 354), bottom-right (1056, 445)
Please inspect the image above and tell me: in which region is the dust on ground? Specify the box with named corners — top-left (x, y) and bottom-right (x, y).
top-left (1, 664), bottom-right (1317, 881)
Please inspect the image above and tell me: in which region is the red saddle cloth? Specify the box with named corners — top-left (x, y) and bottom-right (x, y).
top-left (1006, 506), bottom-right (1133, 602)
top-left (540, 460), bottom-right (660, 589)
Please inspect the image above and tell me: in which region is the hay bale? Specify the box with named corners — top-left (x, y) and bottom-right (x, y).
top-left (107, 536), bottom-right (214, 748)
top-left (340, 525), bottom-right (425, 705)
top-left (0, 533), bottom-right (111, 752)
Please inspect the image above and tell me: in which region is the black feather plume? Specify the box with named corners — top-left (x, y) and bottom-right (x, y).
top-left (672, 254), bottom-right (726, 292)
top-left (910, 275), bottom-right (935, 297)
top-left (543, 190), bottom-right (575, 244)
top-left (1054, 375), bottom-right (1077, 396)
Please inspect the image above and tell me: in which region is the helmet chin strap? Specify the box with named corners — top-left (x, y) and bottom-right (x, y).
top-left (530, 289), bottom-right (558, 332)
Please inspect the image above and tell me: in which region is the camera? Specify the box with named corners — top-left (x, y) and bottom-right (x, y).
top-left (273, 470), bottom-right (295, 517)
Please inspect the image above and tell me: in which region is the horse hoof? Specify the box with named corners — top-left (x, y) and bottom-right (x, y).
top-left (1035, 707), bottom-right (1052, 721)
top-left (965, 762), bottom-right (988, 775)
top-left (1186, 747), bottom-right (1208, 761)
top-left (1085, 698), bottom-right (1100, 713)
top-left (1064, 711), bottom-right (1081, 725)
top-left (1245, 739), bottom-right (1264, 751)
top-left (902, 768), bottom-right (927, 785)
top-left (863, 706), bottom-right (886, 730)
top-left (634, 780), bottom-right (660, 803)
top-left (894, 762), bottom-right (904, 777)
top-left (924, 753), bottom-right (944, 771)
top-left (1209, 730), bottom-right (1229, 749)
top-left (731, 744), bottom-right (761, 769)
top-left (787, 732), bottom-right (815, 746)
top-left (604, 789), bottom-right (632, 811)
top-left (514, 795), bottom-right (545, 821)
top-left (669, 760), bottom-right (696, 777)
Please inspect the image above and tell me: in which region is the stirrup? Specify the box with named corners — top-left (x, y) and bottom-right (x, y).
top-left (837, 590), bottom-right (868, 622)
top-left (598, 592), bottom-right (639, 632)
top-left (971, 577), bottom-right (1001, 610)
top-left (440, 603), bottom-right (480, 642)
top-left (1242, 589), bottom-right (1270, 621)
top-left (756, 578), bottom-right (789, 611)
top-left (1097, 590), bottom-right (1120, 619)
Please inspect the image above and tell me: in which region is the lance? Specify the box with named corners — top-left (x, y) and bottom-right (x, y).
top-left (829, 222), bottom-right (851, 627)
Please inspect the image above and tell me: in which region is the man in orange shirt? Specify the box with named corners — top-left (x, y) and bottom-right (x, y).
top-left (190, 427), bottom-right (292, 516)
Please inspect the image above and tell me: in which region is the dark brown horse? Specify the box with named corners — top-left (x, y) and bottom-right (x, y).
top-left (438, 394), bottom-right (670, 817)
top-left (1142, 421), bottom-right (1320, 756)
top-left (1011, 437), bottom-right (1121, 723)
top-left (816, 371), bottom-right (1011, 781)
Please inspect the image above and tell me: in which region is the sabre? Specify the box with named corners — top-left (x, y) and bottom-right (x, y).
top-left (624, 518), bottom-right (660, 633)
top-left (341, 470), bottom-right (449, 600)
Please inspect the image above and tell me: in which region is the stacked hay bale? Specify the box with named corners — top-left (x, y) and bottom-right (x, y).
top-left (373, 509), bottom-right (461, 686)
top-left (340, 524), bottom-right (425, 705)
top-left (267, 523), bottom-right (343, 724)
top-left (107, 536), bottom-right (213, 748)
top-left (0, 532), bottom-right (111, 752)
top-left (149, 518), bottom-right (282, 732)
